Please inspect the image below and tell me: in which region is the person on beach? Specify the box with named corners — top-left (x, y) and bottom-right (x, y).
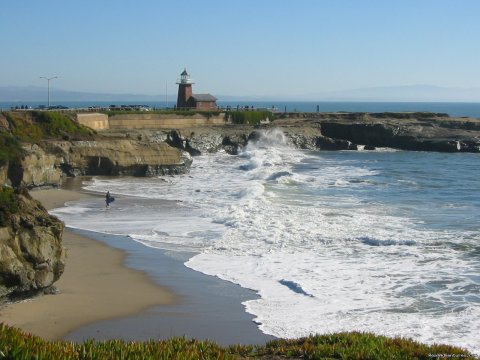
top-left (106, 191), bottom-right (111, 208)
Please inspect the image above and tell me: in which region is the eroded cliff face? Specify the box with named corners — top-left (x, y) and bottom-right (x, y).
top-left (2, 139), bottom-right (192, 188)
top-left (0, 189), bottom-right (65, 299)
top-left (20, 144), bottom-right (63, 187)
top-left (45, 139), bottom-right (192, 178)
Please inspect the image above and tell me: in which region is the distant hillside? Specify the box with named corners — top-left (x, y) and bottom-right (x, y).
top-left (317, 85), bottom-right (480, 102)
top-left (0, 86), bottom-right (167, 102)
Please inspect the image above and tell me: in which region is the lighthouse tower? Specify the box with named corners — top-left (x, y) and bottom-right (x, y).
top-left (176, 68), bottom-right (194, 109)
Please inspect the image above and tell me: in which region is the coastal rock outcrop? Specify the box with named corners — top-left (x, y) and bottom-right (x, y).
top-left (319, 120), bottom-right (480, 152)
top-left (164, 128), bottom-right (250, 155)
top-left (0, 188), bottom-right (65, 299)
top-left (274, 112), bottom-right (480, 152)
top-left (105, 112), bottom-right (480, 155)
top-left (20, 144), bottom-right (63, 187)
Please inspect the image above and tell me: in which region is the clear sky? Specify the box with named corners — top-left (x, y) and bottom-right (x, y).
top-left (1, 0), bottom-right (479, 98)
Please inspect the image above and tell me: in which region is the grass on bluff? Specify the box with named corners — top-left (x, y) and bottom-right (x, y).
top-left (3, 111), bottom-right (94, 142)
top-left (0, 324), bottom-right (475, 360)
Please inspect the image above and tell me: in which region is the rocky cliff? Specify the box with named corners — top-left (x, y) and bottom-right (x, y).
top-left (43, 138), bottom-right (192, 179)
top-left (0, 139), bottom-right (191, 188)
top-left (0, 188), bottom-right (65, 299)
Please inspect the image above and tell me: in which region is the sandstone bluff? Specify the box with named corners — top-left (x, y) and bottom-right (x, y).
top-left (0, 188), bottom-right (64, 299)
top-left (0, 110), bottom-right (479, 300)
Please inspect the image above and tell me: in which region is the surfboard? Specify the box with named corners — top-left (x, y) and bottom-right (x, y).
top-left (107, 197), bottom-right (115, 204)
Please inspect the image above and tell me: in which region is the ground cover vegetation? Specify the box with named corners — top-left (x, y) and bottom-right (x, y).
top-left (2, 111), bottom-right (94, 142)
top-left (228, 110), bottom-right (274, 125)
top-left (0, 324), bottom-right (474, 359)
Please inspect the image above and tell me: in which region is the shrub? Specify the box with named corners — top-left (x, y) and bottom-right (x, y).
top-left (0, 186), bottom-right (19, 227)
top-left (229, 111), bottom-right (274, 125)
top-left (0, 130), bottom-right (23, 166)
top-left (5, 112), bottom-right (43, 142)
top-left (33, 111), bottom-right (92, 139)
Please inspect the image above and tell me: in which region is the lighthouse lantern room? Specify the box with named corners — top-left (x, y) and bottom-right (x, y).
top-left (176, 68), bottom-right (194, 109)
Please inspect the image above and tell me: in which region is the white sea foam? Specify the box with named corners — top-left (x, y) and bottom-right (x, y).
top-left (52, 129), bottom-right (480, 353)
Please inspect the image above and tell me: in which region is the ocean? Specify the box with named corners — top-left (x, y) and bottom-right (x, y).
top-left (51, 129), bottom-right (480, 353)
top-left (1, 100), bottom-right (480, 118)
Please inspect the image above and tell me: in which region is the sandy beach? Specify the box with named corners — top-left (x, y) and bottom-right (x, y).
top-left (0, 186), bottom-right (177, 340)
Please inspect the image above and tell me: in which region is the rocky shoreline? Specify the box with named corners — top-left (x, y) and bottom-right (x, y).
top-left (135, 111), bottom-right (480, 157)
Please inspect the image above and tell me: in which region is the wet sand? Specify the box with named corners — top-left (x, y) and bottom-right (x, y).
top-left (64, 229), bottom-right (276, 345)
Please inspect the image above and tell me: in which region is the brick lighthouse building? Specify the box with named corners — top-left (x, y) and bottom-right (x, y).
top-left (176, 68), bottom-right (217, 110)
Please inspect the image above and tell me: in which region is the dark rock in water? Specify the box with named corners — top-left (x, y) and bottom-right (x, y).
top-left (267, 171), bottom-right (292, 181)
top-left (364, 145), bottom-right (376, 151)
top-left (223, 145), bottom-right (239, 155)
top-left (222, 135), bottom-right (248, 154)
top-left (166, 130), bottom-right (185, 150)
top-left (360, 237), bottom-right (416, 247)
top-left (185, 140), bottom-right (201, 156)
top-left (279, 279), bottom-right (314, 297)
top-left (0, 189), bottom-right (65, 300)
top-left (316, 136), bottom-right (357, 150)
top-left (247, 131), bottom-right (261, 143)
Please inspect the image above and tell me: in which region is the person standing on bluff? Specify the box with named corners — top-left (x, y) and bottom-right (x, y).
top-left (106, 191), bottom-right (111, 208)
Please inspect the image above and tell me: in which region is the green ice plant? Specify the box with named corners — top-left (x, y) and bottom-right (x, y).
top-left (228, 111), bottom-right (275, 125)
top-left (0, 324), bottom-right (475, 359)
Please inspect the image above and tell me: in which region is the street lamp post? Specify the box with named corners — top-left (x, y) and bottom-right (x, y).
top-left (39, 76), bottom-right (58, 108)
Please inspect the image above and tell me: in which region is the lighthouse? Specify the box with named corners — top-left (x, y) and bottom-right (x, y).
top-left (175, 68), bottom-right (217, 110)
top-left (176, 68), bottom-right (194, 109)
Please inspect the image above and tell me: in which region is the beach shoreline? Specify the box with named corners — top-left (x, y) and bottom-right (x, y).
top-left (0, 178), bottom-right (274, 345)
